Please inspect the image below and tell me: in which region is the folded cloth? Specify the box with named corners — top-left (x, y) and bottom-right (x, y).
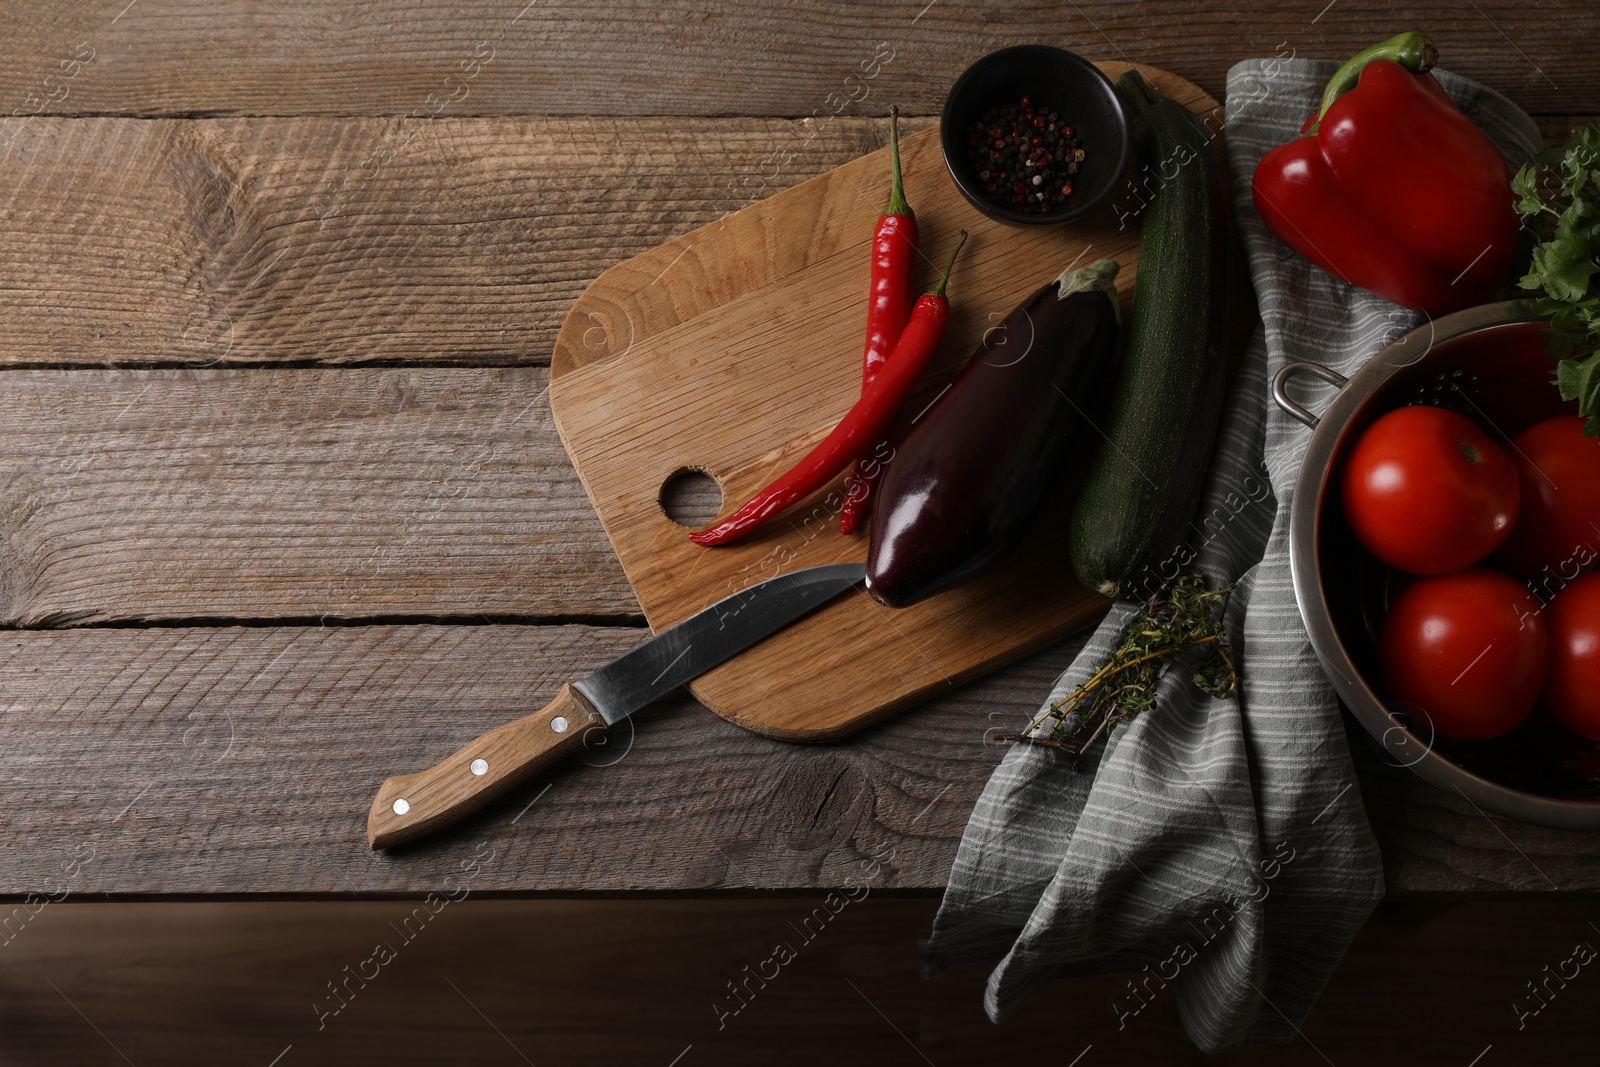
top-left (921, 57), bottom-right (1543, 1052)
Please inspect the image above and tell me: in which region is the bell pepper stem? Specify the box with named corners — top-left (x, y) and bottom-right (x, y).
top-left (1311, 31), bottom-right (1437, 131)
top-left (885, 105), bottom-right (912, 217)
top-left (929, 230), bottom-right (967, 298)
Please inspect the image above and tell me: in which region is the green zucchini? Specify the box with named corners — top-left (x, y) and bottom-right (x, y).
top-left (1067, 70), bottom-right (1230, 598)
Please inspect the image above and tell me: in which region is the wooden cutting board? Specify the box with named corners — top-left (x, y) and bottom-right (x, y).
top-left (549, 62), bottom-right (1223, 742)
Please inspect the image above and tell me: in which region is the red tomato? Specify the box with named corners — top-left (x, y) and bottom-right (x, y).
top-left (1378, 568), bottom-right (1546, 742)
top-left (1542, 571), bottom-right (1600, 740)
top-left (1341, 406), bottom-right (1519, 575)
top-left (1495, 416), bottom-right (1600, 587)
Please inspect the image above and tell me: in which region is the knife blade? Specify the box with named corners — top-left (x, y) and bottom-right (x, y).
top-left (366, 562), bottom-right (865, 849)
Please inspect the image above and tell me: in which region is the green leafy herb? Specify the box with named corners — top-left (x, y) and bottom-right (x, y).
top-left (999, 573), bottom-right (1237, 769)
top-left (1514, 123), bottom-right (1600, 436)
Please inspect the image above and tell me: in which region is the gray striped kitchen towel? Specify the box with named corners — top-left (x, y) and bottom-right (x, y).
top-left (921, 57), bottom-right (1542, 1051)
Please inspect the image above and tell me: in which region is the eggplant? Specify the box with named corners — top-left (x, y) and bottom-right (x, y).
top-left (864, 258), bottom-right (1121, 607)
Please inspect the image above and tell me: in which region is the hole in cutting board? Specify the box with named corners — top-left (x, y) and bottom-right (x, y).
top-left (659, 467), bottom-right (723, 527)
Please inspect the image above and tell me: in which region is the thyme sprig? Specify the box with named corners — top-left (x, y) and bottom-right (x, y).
top-left (1001, 574), bottom-right (1238, 768)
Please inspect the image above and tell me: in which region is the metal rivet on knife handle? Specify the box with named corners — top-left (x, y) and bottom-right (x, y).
top-left (364, 563), bottom-right (867, 849)
top-left (365, 684), bottom-right (605, 850)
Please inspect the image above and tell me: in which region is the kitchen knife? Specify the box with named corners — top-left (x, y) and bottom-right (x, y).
top-left (367, 562), bottom-right (865, 849)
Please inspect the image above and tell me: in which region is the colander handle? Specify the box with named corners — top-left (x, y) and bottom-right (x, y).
top-left (1272, 361), bottom-right (1348, 429)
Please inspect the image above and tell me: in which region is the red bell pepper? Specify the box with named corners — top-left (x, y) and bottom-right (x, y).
top-left (1251, 32), bottom-right (1519, 315)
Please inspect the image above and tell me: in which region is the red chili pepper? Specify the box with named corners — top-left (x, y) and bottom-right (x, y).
top-left (690, 232), bottom-right (967, 548)
top-left (1250, 31), bottom-right (1518, 315)
top-left (840, 106), bottom-right (918, 535)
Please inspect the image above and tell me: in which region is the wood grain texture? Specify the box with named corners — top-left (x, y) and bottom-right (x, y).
top-left (0, 109), bottom-right (1584, 373)
top-left (0, 3), bottom-right (1591, 904)
top-left (0, 367), bottom-right (635, 623)
top-left (0, 0), bottom-right (1591, 116)
top-left (4, 898), bottom-right (1600, 1064)
top-left (0, 114), bottom-right (897, 366)
top-left (547, 63), bottom-right (1230, 740)
top-left (0, 622), bottom-right (1066, 896)
top-left (1536, 114), bottom-right (1598, 143)
top-left (2, 620), bottom-right (1598, 896)
top-left (1360, 752), bottom-right (1600, 894)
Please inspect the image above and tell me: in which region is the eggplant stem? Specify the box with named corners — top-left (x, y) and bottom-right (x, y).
top-left (1056, 258), bottom-right (1123, 323)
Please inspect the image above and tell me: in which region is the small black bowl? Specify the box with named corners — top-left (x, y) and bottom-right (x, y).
top-left (940, 45), bottom-right (1132, 226)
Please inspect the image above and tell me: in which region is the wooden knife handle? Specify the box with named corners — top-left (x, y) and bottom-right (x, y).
top-left (367, 684), bottom-right (606, 850)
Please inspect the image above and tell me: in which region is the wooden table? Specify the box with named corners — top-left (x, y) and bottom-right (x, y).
top-left (2, 1), bottom-right (1597, 902)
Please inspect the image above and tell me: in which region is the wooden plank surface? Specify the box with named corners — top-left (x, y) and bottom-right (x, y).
top-left (0, 4), bottom-right (1595, 899)
top-left (3, 898), bottom-right (1598, 1064)
top-left (0, 622), bottom-right (1061, 896)
top-left (0, 115), bottom-right (898, 366)
top-left (2, 111), bottom-right (1589, 372)
top-left (0, 1), bottom-right (1591, 117)
top-left (3, 620), bottom-right (1599, 897)
top-left (1538, 114), bottom-right (1600, 141)
top-left (0, 367), bottom-right (636, 623)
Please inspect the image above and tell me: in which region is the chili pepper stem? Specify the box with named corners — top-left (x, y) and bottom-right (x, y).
top-left (930, 230), bottom-right (967, 298)
top-left (885, 105), bottom-right (911, 217)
